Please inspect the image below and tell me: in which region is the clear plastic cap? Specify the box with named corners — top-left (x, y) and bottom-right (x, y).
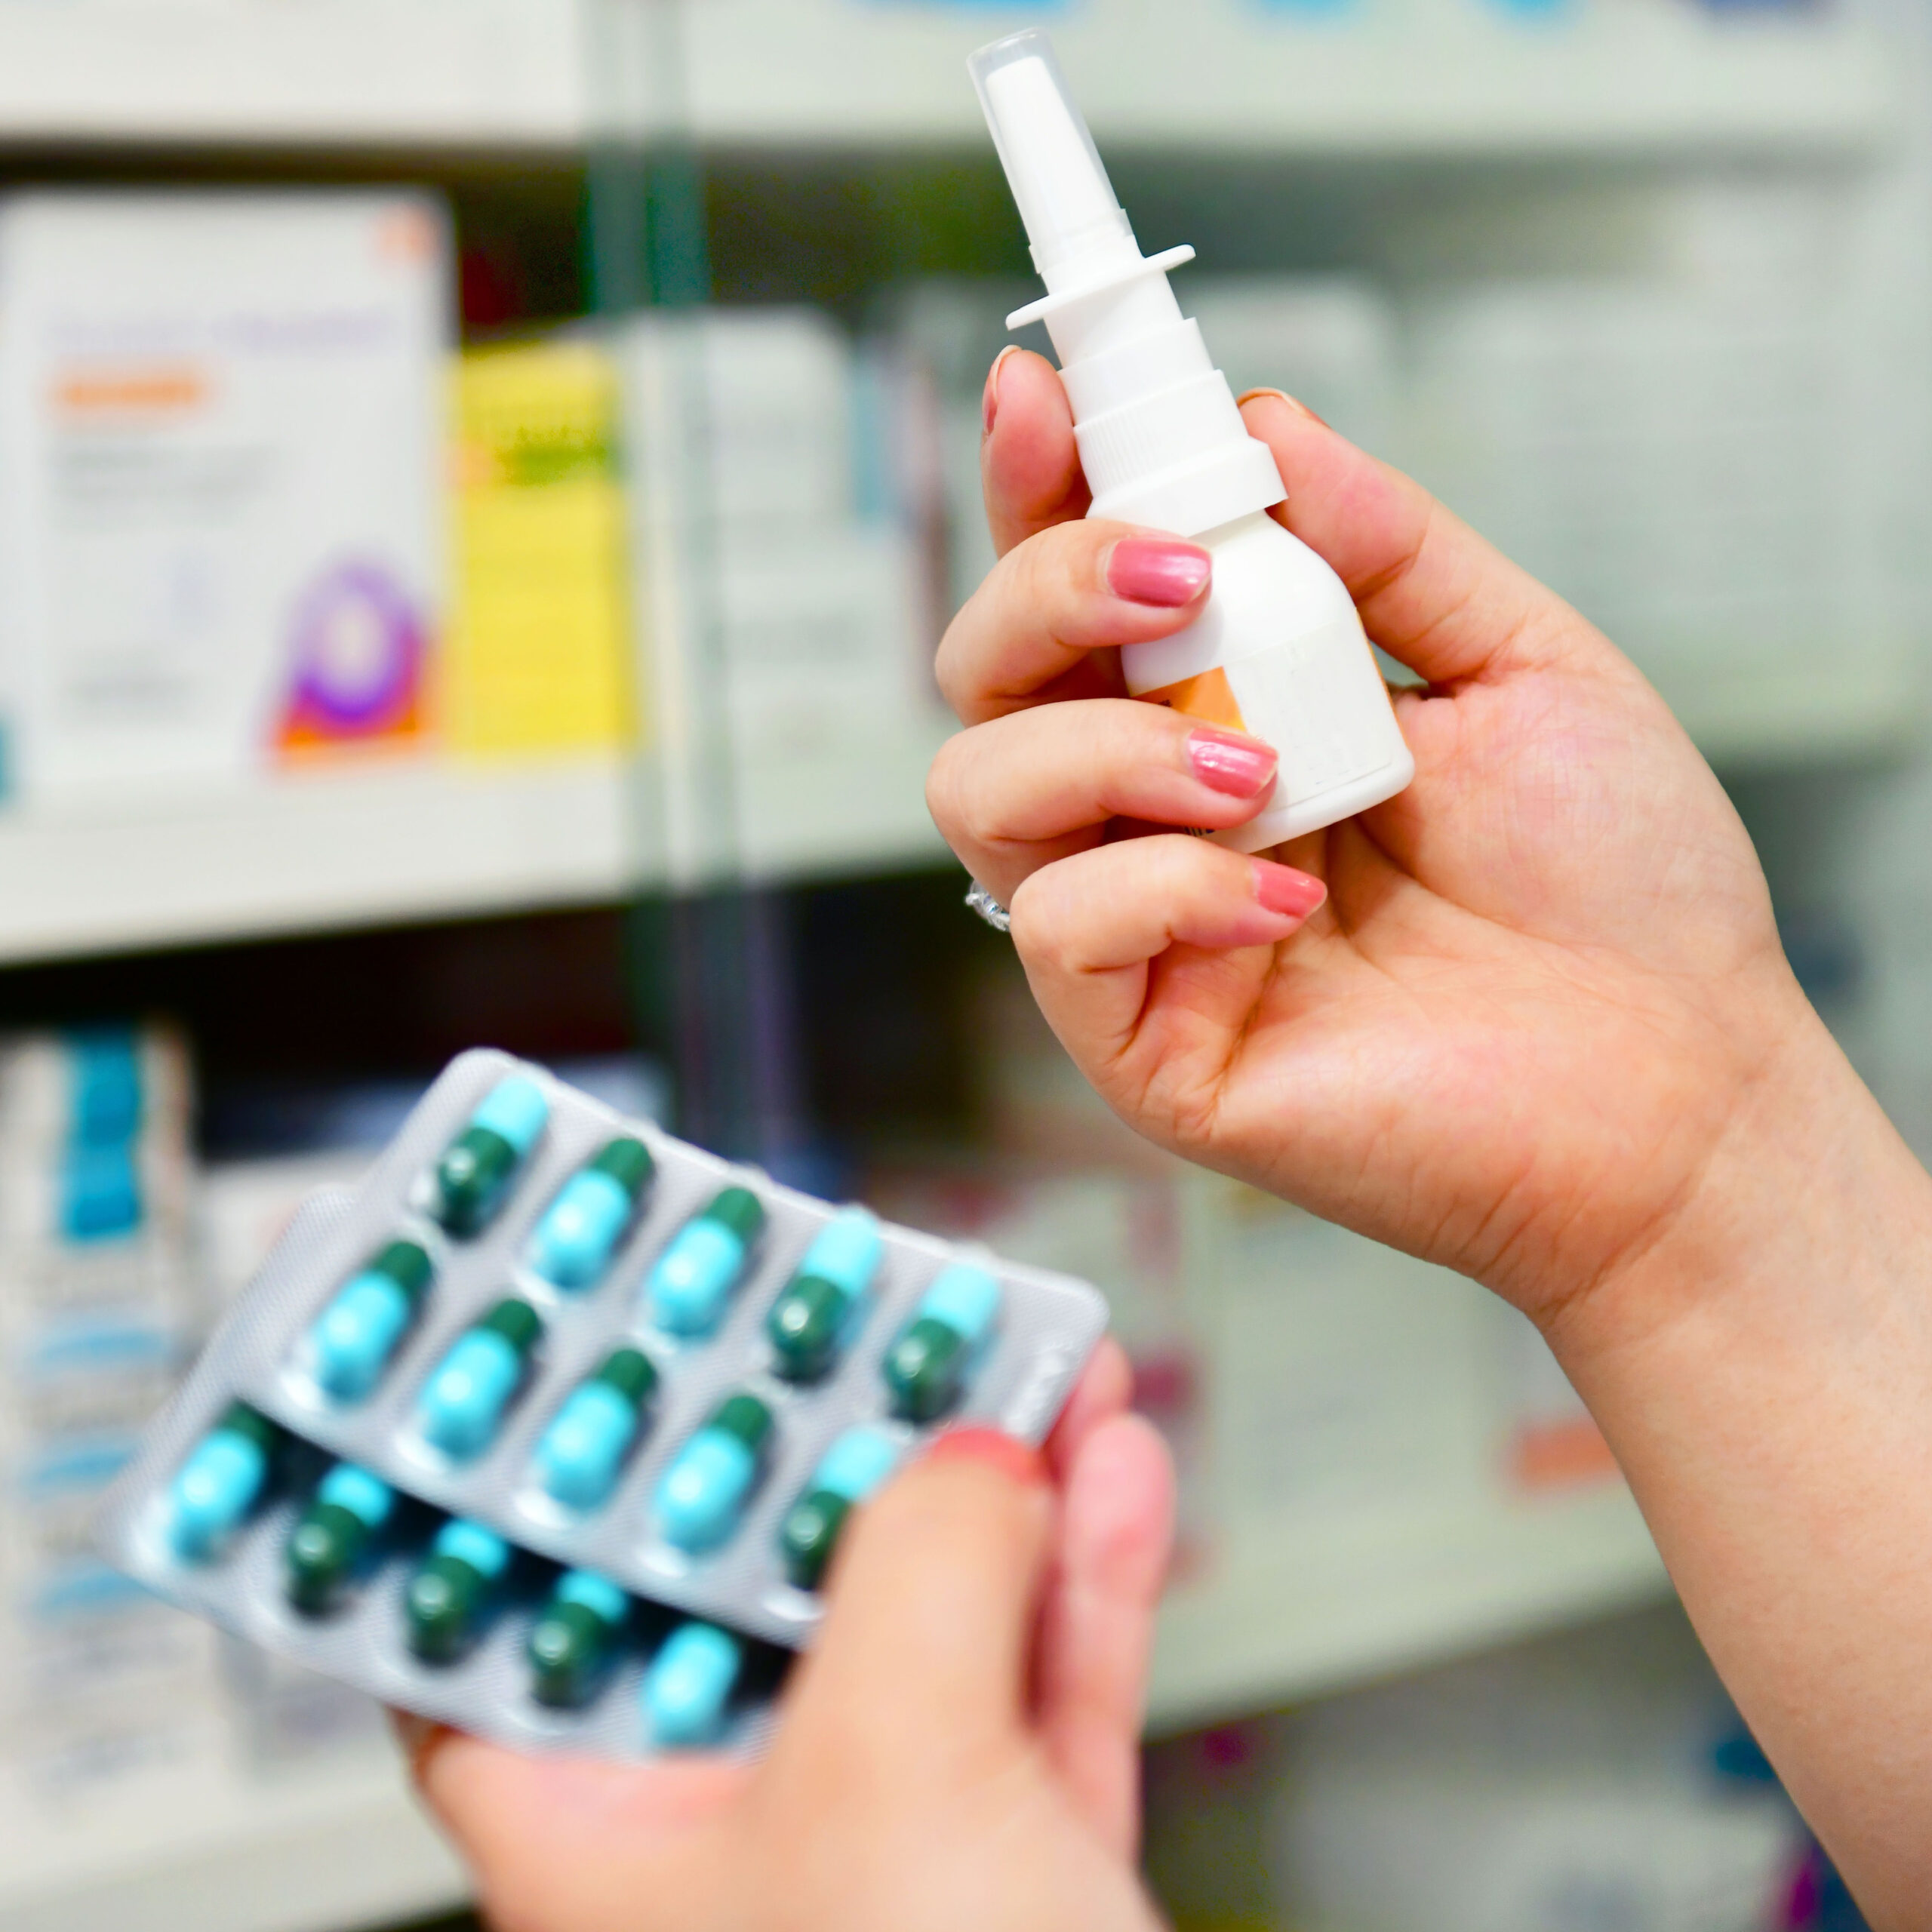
top-left (968, 29), bottom-right (1133, 276)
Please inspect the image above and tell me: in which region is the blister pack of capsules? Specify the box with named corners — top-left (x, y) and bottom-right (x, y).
top-left (94, 1051), bottom-right (1108, 1762)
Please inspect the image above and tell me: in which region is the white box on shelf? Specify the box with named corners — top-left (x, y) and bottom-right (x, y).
top-left (0, 192), bottom-right (451, 810)
top-left (1404, 275), bottom-right (1924, 761)
top-left (620, 309), bottom-right (949, 885)
top-left (0, 0), bottom-right (589, 148)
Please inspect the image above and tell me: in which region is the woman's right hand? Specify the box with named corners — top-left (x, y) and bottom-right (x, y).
top-left (928, 349), bottom-right (1805, 1331)
top-left (931, 349), bottom-right (1932, 1927)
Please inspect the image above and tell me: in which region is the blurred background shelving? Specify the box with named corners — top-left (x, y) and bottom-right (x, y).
top-left (0, 0), bottom-right (1897, 157)
top-left (0, 0), bottom-right (1922, 1927)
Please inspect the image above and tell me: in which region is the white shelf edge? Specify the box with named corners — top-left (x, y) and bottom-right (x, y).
top-left (684, 1), bottom-right (1902, 162)
top-left (0, 757), bottom-right (643, 966)
top-left (1149, 1479), bottom-right (1672, 1732)
top-left (0, 0), bottom-right (1900, 160)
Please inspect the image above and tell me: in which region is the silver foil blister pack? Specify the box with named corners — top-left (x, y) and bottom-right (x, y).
top-left (94, 1050), bottom-right (1109, 1761)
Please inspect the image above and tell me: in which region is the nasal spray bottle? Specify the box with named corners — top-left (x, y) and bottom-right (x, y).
top-left (970, 32), bottom-right (1414, 849)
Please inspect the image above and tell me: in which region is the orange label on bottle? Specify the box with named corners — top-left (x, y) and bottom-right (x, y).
top-left (1137, 666), bottom-right (1245, 731)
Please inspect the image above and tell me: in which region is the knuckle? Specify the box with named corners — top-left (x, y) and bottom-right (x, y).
top-left (923, 733), bottom-right (965, 834)
top-left (1007, 865), bottom-right (1068, 967)
top-left (939, 727), bottom-right (1020, 854)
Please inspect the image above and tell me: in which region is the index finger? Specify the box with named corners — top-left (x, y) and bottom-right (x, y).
top-left (983, 346), bottom-right (1088, 556)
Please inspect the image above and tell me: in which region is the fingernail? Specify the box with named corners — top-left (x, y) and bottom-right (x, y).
top-left (1107, 538), bottom-right (1211, 608)
top-left (1188, 726), bottom-right (1277, 799)
top-left (1253, 859), bottom-right (1327, 921)
top-left (983, 344), bottom-right (1021, 438)
top-left (1238, 386), bottom-right (1329, 430)
top-left (928, 1426), bottom-right (1047, 1487)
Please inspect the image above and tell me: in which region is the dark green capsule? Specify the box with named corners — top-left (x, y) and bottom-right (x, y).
top-left (884, 1317), bottom-right (971, 1424)
top-left (372, 1238), bottom-right (435, 1299)
top-left (589, 1136), bottom-right (654, 1192)
top-left (433, 1076), bottom-right (549, 1235)
top-left (285, 1466), bottom-right (395, 1616)
top-left (593, 1345), bottom-right (658, 1406)
top-left (407, 1557), bottom-right (485, 1663)
top-left (711, 1392), bottom-right (774, 1455)
top-left (435, 1125), bottom-right (518, 1235)
top-left (706, 1185), bottom-right (766, 1245)
top-left (528, 1571), bottom-right (629, 1709)
top-left (779, 1489), bottom-right (851, 1591)
top-left (406, 1522), bottom-right (511, 1663)
top-left (766, 1274), bottom-right (848, 1383)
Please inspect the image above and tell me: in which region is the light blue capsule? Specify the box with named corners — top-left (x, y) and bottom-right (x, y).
top-left (309, 1273), bottom-right (412, 1401)
top-left (470, 1075), bottom-right (550, 1154)
top-left (642, 1623), bottom-right (743, 1748)
top-left (646, 1220), bottom-right (747, 1337)
top-left (419, 1330), bottom-right (525, 1460)
top-left (919, 1265), bottom-right (1002, 1346)
top-left (530, 1170), bottom-right (633, 1289)
top-left (799, 1208), bottom-right (884, 1298)
top-left (654, 1429), bottom-right (755, 1552)
top-left (533, 1382), bottom-right (639, 1510)
top-left (318, 1462), bottom-right (397, 1531)
top-left (168, 1428), bottom-right (268, 1560)
top-left (433, 1517), bottom-right (511, 1580)
top-left (812, 1425), bottom-right (900, 1506)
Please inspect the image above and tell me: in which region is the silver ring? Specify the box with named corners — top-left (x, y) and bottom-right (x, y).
top-left (964, 880), bottom-right (1012, 934)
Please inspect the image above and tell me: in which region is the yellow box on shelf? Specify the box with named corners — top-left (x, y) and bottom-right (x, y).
top-left (446, 340), bottom-right (641, 762)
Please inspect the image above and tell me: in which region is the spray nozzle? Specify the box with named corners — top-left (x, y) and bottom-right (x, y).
top-left (969, 29), bottom-right (1134, 280)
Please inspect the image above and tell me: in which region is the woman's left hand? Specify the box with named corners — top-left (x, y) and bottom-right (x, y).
top-left (406, 1341), bottom-right (1175, 1932)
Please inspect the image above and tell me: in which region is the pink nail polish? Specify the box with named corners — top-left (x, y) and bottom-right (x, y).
top-left (1108, 539), bottom-right (1211, 608)
top-left (1188, 727), bottom-right (1277, 799)
top-left (983, 345), bottom-right (1019, 437)
top-left (1253, 860), bottom-right (1326, 921)
top-left (928, 1426), bottom-right (1047, 1487)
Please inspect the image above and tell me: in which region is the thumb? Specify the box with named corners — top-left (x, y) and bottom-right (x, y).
top-left (780, 1428), bottom-right (1054, 1759)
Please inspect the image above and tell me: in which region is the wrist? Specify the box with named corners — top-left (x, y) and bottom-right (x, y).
top-left (1551, 983), bottom-right (1930, 1377)
top-left (1538, 984), bottom-right (1932, 1923)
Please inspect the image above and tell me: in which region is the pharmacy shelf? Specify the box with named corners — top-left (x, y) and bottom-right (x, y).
top-left (1149, 1478), bottom-right (1672, 1733)
top-left (0, 0), bottom-right (587, 149)
top-left (0, 0), bottom-right (1897, 161)
top-left (0, 758), bottom-right (640, 965)
top-left (0, 737), bottom-right (949, 964)
top-left (0, 1748), bottom-right (465, 1932)
top-left (684, 0), bottom-right (1899, 161)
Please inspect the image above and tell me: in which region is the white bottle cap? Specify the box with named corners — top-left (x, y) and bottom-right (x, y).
top-left (969, 30), bottom-right (1284, 537)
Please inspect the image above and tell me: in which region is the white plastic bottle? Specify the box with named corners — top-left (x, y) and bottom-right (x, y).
top-left (969, 32), bottom-right (1414, 851)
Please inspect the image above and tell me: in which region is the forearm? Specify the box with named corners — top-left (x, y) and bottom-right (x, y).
top-left (1551, 995), bottom-right (1932, 1927)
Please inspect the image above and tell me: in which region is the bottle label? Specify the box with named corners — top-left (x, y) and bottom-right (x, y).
top-left (1135, 616), bottom-right (1394, 804)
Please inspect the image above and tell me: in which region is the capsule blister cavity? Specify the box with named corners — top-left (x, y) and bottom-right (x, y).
top-left (883, 1265), bottom-right (1002, 1423)
top-left (531, 1346), bottom-right (658, 1511)
top-left (306, 1240), bottom-right (433, 1401)
top-left (645, 1186), bottom-right (765, 1337)
top-left (433, 1075), bottom-right (549, 1236)
top-left (406, 1518), bottom-right (511, 1663)
top-left (285, 1464), bottom-right (395, 1615)
top-left (417, 1298), bottom-right (543, 1460)
top-left (778, 1425), bottom-right (900, 1591)
top-left (654, 1392), bottom-right (774, 1553)
top-left (168, 1403), bottom-right (279, 1561)
top-left (641, 1621), bottom-right (742, 1748)
top-left (529, 1137), bottom-right (654, 1290)
top-left (528, 1569), bottom-right (629, 1709)
top-left (765, 1208), bottom-right (882, 1383)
